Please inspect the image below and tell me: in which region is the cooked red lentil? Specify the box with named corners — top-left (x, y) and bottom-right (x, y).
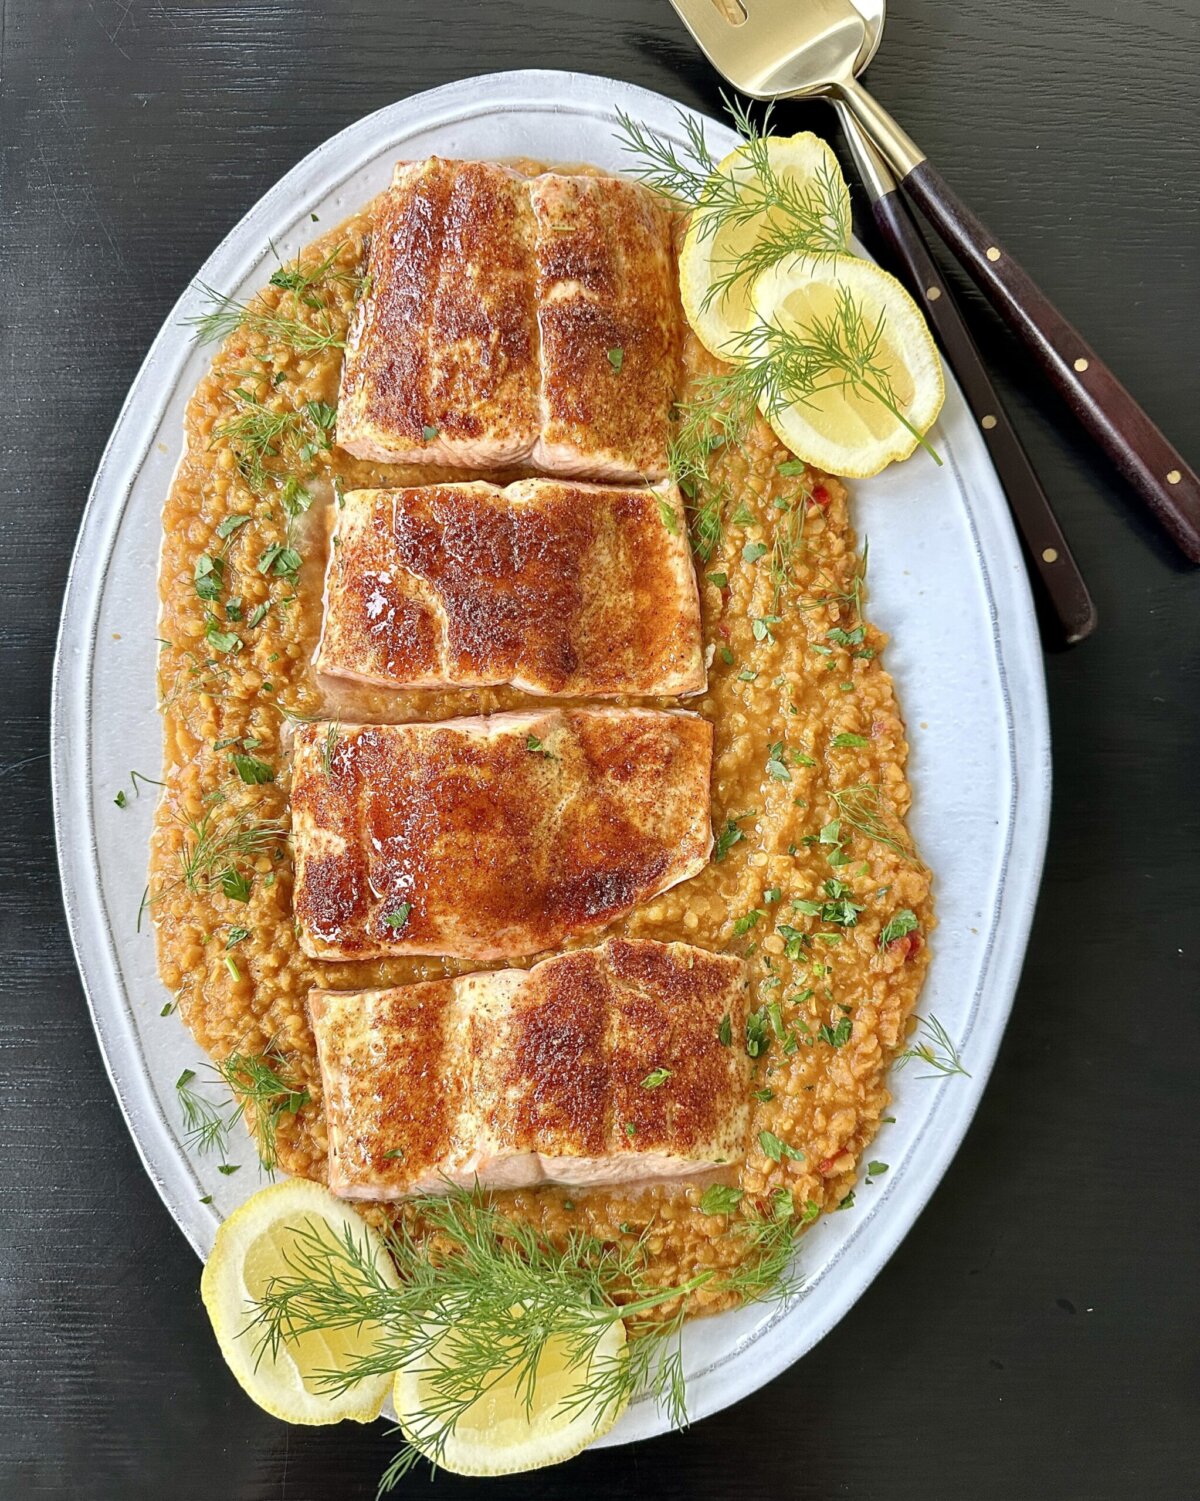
top-left (151, 190), bottom-right (933, 1317)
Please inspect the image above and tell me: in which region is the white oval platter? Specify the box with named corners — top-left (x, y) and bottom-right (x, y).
top-left (51, 70), bottom-right (1050, 1447)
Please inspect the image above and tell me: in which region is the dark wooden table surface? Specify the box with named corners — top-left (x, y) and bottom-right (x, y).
top-left (2, 2), bottom-right (1197, 1497)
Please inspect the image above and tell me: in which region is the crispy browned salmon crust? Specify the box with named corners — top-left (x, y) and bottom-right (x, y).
top-left (309, 938), bottom-right (751, 1198)
top-left (315, 479), bottom-right (705, 698)
top-left (335, 158), bottom-right (680, 479)
top-left (529, 172), bottom-right (680, 480)
top-left (291, 709), bottom-right (714, 961)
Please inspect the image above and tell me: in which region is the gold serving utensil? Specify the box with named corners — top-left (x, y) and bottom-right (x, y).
top-left (668, 0), bottom-right (1200, 562)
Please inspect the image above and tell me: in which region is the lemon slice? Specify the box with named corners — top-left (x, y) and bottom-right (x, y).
top-left (393, 1315), bottom-right (628, 1476)
top-left (201, 1178), bottom-right (400, 1425)
top-left (679, 132), bottom-right (851, 358)
top-left (750, 253), bottom-right (945, 477)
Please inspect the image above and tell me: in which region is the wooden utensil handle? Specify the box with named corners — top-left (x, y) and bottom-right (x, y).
top-left (871, 187), bottom-right (1097, 644)
top-left (901, 160), bottom-right (1200, 564)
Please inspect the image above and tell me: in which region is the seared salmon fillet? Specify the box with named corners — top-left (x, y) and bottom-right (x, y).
top-left (314, 479), bottom-right (704, 697)
top-left (528, 172), bottom-right (680, 481)
top-left (291, 708), bottom-right (713, 961)
top-left (335, 159), bottom-right (680, 479)
top-left (336, 158), bottom-right (541, 468)
top-left (308, 938), bottom-right (751, 1198)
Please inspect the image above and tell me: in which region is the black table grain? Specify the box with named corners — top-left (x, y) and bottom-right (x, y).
top-left (2, 2), bottom-right (1197, 1497)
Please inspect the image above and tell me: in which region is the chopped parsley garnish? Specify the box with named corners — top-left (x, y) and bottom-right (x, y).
top-left (776, 924), bottom-right (807, 960)
top-left (114, 789), bottom-right (128, 808)
top-left (707, 571), bottom-right (728, 588)
top-left (867, 1160), bottom-right (888, 1177)
top-left (217, 1163), bottom-right (240, 1176)
top-left (801, 1199), bottom-right (820, 1224)
top-left (607, 346), bottom-right (624, 372)
top-left (657, 495), bottom-right (680, 534)
top-left (714, 810), bottom-right (754, 862)
top-left (699, 1184), bottom-right (744, 1215)
top-left (298, 401), bottom-right (337, 463)
top-left (817, 1016), bottom-right (853, 1049)
top-left (759, 1130), bottom-right (804, 1163)
top-left (742, 540), bottom-right (768, 563)
top-left (525, 734), bottom-right (552, 758)
top-left (623, 1121), bottom-right (637, 1138)
top-left (879, 909), bottom-right (919, 947)
top-left (219, 868), bottom-right (252, 903)
top-left (733, 908), bottom-right (764, 936)
top-left (818, 878), bottom-right (864, 927)
top-left (421, 424), bottom-right (440, 442)
top-left (641, 1066), bottom-right (673, 1089)
top-left (763, 887), bottom-right (781, 903)
top-left (832, 732), bottom-right (869, 749)
top-left (751, 614), bottom-right (781, 643)
top-left (717, 1012), bottom-right (733, 1047)
top-left (230, 753), bottom-right (274, 785)
top-left (765, 741), bottom-right (791, 782)
top-left (194, 553), bottom-right (224, 601)
top-left (718, 644), bottom-right (735, 666)
top-left (280, 477), bottom-right (312, 519)
top-left (754, 1086), bottom-right (775, 1103)
top-left (257, 542), bottom-right (302, 583)
top-left (837, 1190), bottom-right (856, 1211)
top-left (216, 513), bottom-right (251, 540)
top-left (383, 1147), bottom-right (407, 1161)
top-left (225, 926), bottom-right (251, 948)
top-left (204, 617), bottom-right (241, 655)
top-left (382, 904), bottom-right (412, 931)
top-left (745, 1008), bottom-right (771, 1058)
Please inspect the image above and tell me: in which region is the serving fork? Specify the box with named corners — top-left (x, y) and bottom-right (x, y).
top-left (835, 108), bottom-right (1095, 641)
top-left (668, 0), bottom-right (1200, 565)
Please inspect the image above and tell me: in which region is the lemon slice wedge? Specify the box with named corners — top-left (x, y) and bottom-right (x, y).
top-left (393, 1315), bottom-right (628, 1476)
top-left (679, 131), bottom-right (850, 358)
top-left (200, 1179), bottom-right (400, 1425)
top-left (749, 253), bottom-right (945, 477)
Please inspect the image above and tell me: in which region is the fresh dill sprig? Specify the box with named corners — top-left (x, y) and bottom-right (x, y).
top-left (215, 1047), bottom-right (309, 1173)
top-left (769, 491), bottom-right (808, 611)
top-left (897, 1015), bottom-right (969, 1079)
top-left (804, 539), bottom-right (869, 621)
top-left (267, 240), bottom-right (360, 305)
top-left (669, 371), bottom-right (764, 561)
top-left (321, 720), bottom-right (340, 776)
top-left (717, 1196), bottom-right (803, 1303)
top-left (165, 803), bottom-right (286, 903)
top-left (211, 393), bottom-right (336, 491)
top-left (614, 96), bottom-right (848, 314)
top-left (831, 783), bottom-right (914, 861)
top-left (175, 1067), bottom-right (232, 1157)
top-left (728, 292), bottom-right (942, 466)
top-left (185, 281), bottom-right (346, 352)
top-left (246, 1183), bottom-right (792, 1484)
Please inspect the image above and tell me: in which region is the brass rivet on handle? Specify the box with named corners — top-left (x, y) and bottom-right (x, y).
top-left (1167, 469), bottom-right (1182, 485)
top-left (981, 415), bottom-right (998, 430)
top-left (926, 286), bottom-right (942, 301)
top-left (1042, 548), bottom-right (1059, 563)
top-left (1074, 358), bottom-right (1090, 372)
top-left (986, 246), bottom-right (1001, 262)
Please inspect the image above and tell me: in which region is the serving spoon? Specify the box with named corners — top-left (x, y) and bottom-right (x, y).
top-left (668, 0), bottom-right (1200, 562)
